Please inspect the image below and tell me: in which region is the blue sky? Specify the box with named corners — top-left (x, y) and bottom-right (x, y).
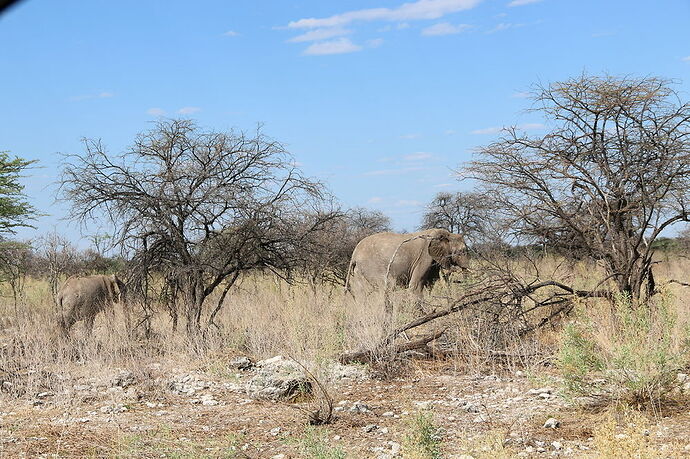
top-left (1, 0), bottom-right (690, 244)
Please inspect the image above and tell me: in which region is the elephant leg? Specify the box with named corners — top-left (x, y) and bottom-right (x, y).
top-left (59, 313), bottom-right (77, 337)
top-left (408, 275), bottom-right (428, 316)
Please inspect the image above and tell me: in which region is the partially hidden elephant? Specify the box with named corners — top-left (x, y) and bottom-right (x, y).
top-left (56, 274), bottom-right (126, 336)
top-left (345, 228), bottom-right (469, 305)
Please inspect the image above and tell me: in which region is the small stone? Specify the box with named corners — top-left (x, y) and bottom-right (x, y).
top-left (379, 427), bottom-right (389, 434)
top-left (270, 427), bottom-right (281, 436)
top-left (615, 433), bottom-right (629, 440)
top-left (462, 402), bottom-right (479, 413)
top-left (350, 401), bottom-right (371, 413)
top-left (229, 356), bottom-right (254, 370)
top-left (389, 441), bottom-right (401, 455)
top-left (271, 455), bottom-right (286, 459)
top-left (552, 441), bottom-right (563, 450)
top-left (544, 418), bottom-right (560, 429)
top-left (363, 424), bottom-right (378, 433)
top-left (333, 435), bottom-right (341, 441)
top-left (382, 411), bottom-right (395, 417)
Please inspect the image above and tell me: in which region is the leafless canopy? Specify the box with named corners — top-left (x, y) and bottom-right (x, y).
top-left (464, 74), bottom-right (690, 304)
top-left (294, 207), bottom-right (391, 285)
top-left (420, 191), bottom-right (494, 244)
top-left (60, 119), bottom-right (334, 334)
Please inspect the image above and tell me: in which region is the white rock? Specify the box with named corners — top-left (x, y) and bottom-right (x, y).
top-left (382, 411), bottom-right (395, 417)
top-left (552, 441), bottom-right (563, 450)
top-left (270, 427), bottom-right (281, 436)
top-left (350, 401), bottom-right (371, 413)
top-left (544, 418), bottom-right (560, 429)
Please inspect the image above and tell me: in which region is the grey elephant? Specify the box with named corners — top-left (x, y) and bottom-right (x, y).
top-left (56, 274), bottom-right (126, 336)
top-left (345, 228), bottom-right (468, 306)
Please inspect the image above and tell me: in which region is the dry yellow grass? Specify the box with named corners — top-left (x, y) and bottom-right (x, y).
top-left (1, 255), bottom-right (689, 402)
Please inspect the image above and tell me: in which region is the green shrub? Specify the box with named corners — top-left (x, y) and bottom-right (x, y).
top-left (403, 410), bottom-right (443, 459)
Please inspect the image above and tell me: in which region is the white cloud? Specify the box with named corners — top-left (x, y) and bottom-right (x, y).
top-left (69, 91), bottom-right (115, 102)
top-left (288, 27), bottom-right (352, 43)
top-left (471, 122), bottom-right (544, 134)
top-left (444, 129), bottom-right (456, 135)
top-left (511, 91), bottom-right (530, 98)
top-left (508, 0), bottom-right (542, 6)
top-left (421, 22), bottom-right (471, 36)
top-left (395, 199), bottom-right (422, 207)
top-left (471, 126), bottom-right (503, 135)
top-left (367, 38), bottom-right (385, 48)
top-left (288, 0), bottom-right (482, 29)
top-left (682, 56), bottom-right (690, 62)
top-left (177, 106), bottom-right (201, 114)
top-left (223, 30), bottom-right (239, 37)
top-left (368, 196), bottom-right (384, 204)
top-left (434, 183), bottom-right (453, 188)
top-left (401, 133), bottom-right (420, 139)
top-left (303, 38), bottom-right (362, 55)
top-left (487, 22), bottom-right (524, 33)
top-left (147, 108), bottom-right (166, 116)
top-left (403, 152), bottom-right (433, 161)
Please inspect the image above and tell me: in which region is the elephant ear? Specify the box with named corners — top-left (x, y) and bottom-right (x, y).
top-left (428, 232), bottom-right (451, 268)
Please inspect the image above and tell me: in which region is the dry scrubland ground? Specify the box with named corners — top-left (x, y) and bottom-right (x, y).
top-left (2, 257), bottom-right (690, 458)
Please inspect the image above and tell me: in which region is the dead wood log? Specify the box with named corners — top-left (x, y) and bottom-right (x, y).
top-left (339, 329), bottom-right (446, 364)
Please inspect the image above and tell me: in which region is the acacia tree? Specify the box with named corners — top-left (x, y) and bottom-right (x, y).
top-left (420, 191), bottom-right (492, 243)
top-left (61, 119), bottom-right (332, 335)
top-left (296, 207), bottom-right (391, 285)
top-left (464, 74), bottom-right (690, 305)
top-left (0, 152), bottom-right (37, 313)
top-left (0, 152), bottom-right (35, 234)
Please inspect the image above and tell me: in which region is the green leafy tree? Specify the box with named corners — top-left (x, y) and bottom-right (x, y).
top-left (0, 152), bottom-right (36, 233)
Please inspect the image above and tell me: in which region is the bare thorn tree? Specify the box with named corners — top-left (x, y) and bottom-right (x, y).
top-left (464, 74), bottom-right (690, 305)
top-left (295, 207), bottom-right (391, 286)
top-left (60, 119), bottom-right (333, 335)
top-left (420, 191), bottom-right (493, 243)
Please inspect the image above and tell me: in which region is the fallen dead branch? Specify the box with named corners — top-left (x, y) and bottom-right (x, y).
top-left (339, 329), bottom-right (445, 364)
top-left (339, 267), bottom-right (610, 364)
